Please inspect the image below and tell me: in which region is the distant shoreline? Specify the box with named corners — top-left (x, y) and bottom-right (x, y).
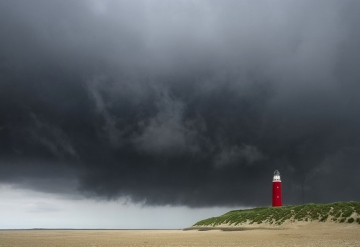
top-left (0, 228), bottom-right (182, 231)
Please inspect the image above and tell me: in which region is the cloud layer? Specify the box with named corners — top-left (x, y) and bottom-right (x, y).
top-left (1, 0), bottom-right (360, 207)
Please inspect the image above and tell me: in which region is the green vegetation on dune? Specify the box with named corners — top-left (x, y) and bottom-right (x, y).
top-left (194, 201), bottom-right (360, 227)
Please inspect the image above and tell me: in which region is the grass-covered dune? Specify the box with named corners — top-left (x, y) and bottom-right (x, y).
top-left (194, 201), bottom-right (360, 227)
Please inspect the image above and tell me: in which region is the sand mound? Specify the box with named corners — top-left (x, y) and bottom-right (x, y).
top-left (186, 218), bottom-right (360, 231)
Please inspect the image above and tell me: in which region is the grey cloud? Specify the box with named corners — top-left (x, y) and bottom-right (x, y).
top-left (214, 144), bottom-right (265, 168)
top-left (27, 201), bottom-right (60, 213)
top-left (88, 78), bottom-right (124, 147)
top-left (28, 113), bottom-right (78, 159)
top-left (133, 90), bottom-right (200, 156)
top-left (0, 0), bottom-right (360, 207)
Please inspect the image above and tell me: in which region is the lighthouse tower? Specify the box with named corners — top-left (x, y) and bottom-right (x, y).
top-left (272, 170), bottom-right (282, 207)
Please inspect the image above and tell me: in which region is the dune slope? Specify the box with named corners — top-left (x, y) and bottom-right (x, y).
top-left (193, 201), bottom-right (360, 228)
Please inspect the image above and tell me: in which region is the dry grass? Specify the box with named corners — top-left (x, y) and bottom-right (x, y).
top-left (194, 201), bottom-right (360, 227)
top-left (0, 223), bottom-right (360, 247)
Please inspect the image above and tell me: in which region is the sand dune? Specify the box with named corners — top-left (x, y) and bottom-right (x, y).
top-left (0, 223), bottom-right (359, 247)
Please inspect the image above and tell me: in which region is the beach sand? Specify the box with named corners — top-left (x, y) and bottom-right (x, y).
top-left (0, 223), bottom-right (359, 247)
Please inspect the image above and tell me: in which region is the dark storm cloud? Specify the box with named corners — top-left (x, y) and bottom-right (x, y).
top-left (1, 0), bottom-right (360, 207)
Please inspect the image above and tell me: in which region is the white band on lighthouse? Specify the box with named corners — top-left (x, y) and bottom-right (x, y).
top-left (273, 170), bottom-right (281, 182)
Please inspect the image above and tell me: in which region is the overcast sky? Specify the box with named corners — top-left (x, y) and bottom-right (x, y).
top-left (1, 0), bottom-right (360, 229)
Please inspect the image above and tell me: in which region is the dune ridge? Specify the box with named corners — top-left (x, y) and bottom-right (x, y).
top-left (191, 201), bottom-right (360, 230)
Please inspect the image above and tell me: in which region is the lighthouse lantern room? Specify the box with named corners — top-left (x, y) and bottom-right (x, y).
top-left (272, 170), bottom-right (282, 207)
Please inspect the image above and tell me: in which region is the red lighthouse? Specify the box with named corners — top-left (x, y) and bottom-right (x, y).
top-left (272, 170), bottom-right (282, 207)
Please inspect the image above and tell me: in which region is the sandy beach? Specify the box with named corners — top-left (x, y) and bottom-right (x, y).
top-left (0, 223), bottom-right (359, 247)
